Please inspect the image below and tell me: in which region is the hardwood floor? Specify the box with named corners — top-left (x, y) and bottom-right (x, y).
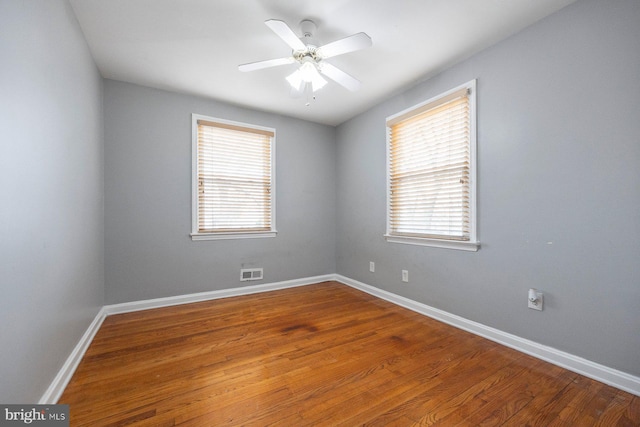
top-left (60, 281), bottom-right (639, 426)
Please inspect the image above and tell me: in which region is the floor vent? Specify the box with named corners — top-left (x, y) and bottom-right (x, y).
top-left (240, 268), bottom-right (263, 281)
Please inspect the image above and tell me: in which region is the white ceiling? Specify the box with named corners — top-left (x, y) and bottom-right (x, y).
top-left (69, 0), bottom-right (576, 126)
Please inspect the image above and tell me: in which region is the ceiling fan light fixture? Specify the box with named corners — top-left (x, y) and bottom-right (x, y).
top-left (299, 61), bottom-right (317, 82)
top-left (286, 62), bottom-right (327, 92)
top-left (301, 61), bottom-right (327, 91)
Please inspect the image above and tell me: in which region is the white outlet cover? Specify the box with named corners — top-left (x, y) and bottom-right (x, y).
top-left (369, 261), bottom-right (375, 272)
top-left (402, 270), bottom-right (409, 282)
top-left (528, 292), bottom-right (543, 311)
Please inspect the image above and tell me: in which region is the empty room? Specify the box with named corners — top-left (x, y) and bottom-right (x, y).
top-left (1, 0), bottom-right (639, 425)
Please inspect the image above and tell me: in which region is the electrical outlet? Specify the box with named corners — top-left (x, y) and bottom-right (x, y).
top-left (369, 261), bottom-right (375, 273)
top-left (528, 289), bottom-right (543, 311)
top-left (402, 270), bottom-right (409, 282)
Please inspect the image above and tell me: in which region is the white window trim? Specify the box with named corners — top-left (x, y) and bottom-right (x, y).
top-left (384, 80), bottom-right (479, 251)
top-left (384, 235), bottom-right (479, 251)
top-left (190, 114), bottom-right (277, 241)
top-left (191, 231), bottom-right (276, 241)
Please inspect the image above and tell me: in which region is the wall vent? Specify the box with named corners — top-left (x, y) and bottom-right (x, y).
top-left (240, 268), bottom-right (263, 281)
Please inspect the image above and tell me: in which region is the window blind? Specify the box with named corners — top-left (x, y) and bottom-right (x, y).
top-left (387, 88), bottom-right (471, 241)
top-left (196, 119), bottom-right (273, 234)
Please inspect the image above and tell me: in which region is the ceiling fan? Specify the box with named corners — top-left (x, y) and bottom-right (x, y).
top-left (239, 19), bottom-right (372, 104)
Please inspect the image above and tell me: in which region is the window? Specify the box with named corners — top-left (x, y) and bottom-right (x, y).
top-left (385, 80), bottom-right (478, 251)
top-left (191, 114), bottom-right (276, 240)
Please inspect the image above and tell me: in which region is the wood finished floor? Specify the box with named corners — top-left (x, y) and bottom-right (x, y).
top-left (60, 281), bottom-right (640, 426)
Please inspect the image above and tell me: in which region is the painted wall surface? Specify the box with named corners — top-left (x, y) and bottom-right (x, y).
top-left (0, 0), bottom-right (104, 402)
top-left (104, 80), bottom-right (336, 303)
top-left (336, 0), bottom-right (640, 376)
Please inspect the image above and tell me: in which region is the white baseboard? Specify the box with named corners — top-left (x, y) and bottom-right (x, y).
top-left (335, 274), bottom-right (640, 397)
top-left (103, 274), bottom-right (335, 315)
top-left (41, 273), bottom-right (639, 403)
top-left (39, 307), bottom-right (108, 404)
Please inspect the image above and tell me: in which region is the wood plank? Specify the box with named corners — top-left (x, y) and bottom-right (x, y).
top-left (59, 281), bottom-right (640, 426)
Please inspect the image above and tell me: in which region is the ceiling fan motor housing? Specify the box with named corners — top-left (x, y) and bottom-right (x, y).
top-left (299, 19), bottom-right (317, 38)
top-left (297, 19), bottom-right (320, 60)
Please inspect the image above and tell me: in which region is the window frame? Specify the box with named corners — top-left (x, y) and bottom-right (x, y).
top-left (384, 80), bottom-right (479, 251)
top-left (191, 114), bottom-right (276, 241)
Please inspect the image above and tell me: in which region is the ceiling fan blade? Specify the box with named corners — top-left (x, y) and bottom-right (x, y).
top-left (317, 32), bottom-right (372, 59)
top-left (238, 56), bottom-right (295, 72)
top-left (319, 63), bottom-right (362, 91)
top-left (265, 19), bottom-right (306, 51)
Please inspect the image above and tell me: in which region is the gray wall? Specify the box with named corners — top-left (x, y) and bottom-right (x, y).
top-left (336, 0), bottom-right (640, 376)
top-left (104, 80), bottom-right (336, 304)
top-left (0, 0), bottom-right (104, 402)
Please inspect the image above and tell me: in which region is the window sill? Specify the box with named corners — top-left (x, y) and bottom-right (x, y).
top-left (384, 234), bottom-right (479, 252)
top-left (191, 231), bottom-right (277, 241)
